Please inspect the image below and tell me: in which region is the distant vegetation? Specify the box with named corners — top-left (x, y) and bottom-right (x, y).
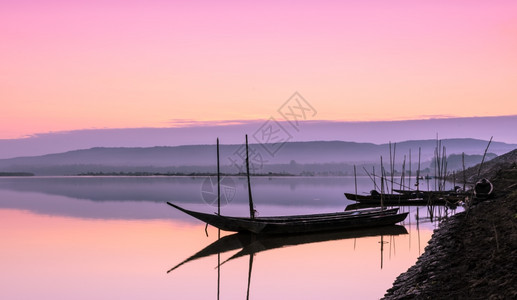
top-left (77, 171), bottom-right (295, 177)
top-left (0, 172), bottom-right (34, 176)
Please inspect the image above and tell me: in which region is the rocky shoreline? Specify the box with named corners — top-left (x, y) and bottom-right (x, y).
top-left (383, 162), bottom-right (517, 299)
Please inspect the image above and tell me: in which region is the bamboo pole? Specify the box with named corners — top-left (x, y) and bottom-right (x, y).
top-left (380, 156), bottom-right (385, 211)
top-left (416, 147), bottom-right (421, 193)
top-left (389, 142), bottom-right (392, 194)
top-left (408, 149), bottom-right (412, 193)
top-left (217, 138), bottom-right (221, 215)
top-left (400, 155), bottom-right (406, 192)
top-left (373, 166), bottom-right (377, 192)
top-left (392, 143), bottom-right (396, 193)
top-left (442, 146), bottom-right (447, 191)
top-left (363, 166), bottom-right (379, 191)
top-left (354, 165), bottom-right (358, 201)
top-left (245, 135), bottom-right (255, 219)
top-left (477, 136), bottom-right (493, 180)
top-left (462, 152), bottom-right (466, 191)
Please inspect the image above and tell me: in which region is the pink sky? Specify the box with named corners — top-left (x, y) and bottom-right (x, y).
top-left (1, 0), bottom-right (516, 139)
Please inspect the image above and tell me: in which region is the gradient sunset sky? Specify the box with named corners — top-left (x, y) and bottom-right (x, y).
top-left (2, 0), bottom-right (516, 139)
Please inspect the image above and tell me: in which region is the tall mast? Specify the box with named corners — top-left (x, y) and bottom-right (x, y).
top-left (217, 138), bottom-right (221, 215)
top-left (245, 135), bottom-right (255, 219)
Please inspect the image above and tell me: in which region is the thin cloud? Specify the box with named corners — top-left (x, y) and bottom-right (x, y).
top-left (166, 119), bottom-right (266, 127)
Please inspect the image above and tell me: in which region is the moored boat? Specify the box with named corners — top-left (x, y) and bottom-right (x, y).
top-left (167, 135), bottom-right (407, 235)
top-left (167, 202), bottom-right (408, 234)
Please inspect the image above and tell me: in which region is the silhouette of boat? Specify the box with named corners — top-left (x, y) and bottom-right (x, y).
top-left (167, 202), bottom-right (407, 234)
top-left (345, 190), bottom-right (464, 206)
top-left (167, 225), bottom-right (408, 273)
top-left (167, 135), bottom-right (408, 235)
top-left (344, 192), bottom-right (413, 201)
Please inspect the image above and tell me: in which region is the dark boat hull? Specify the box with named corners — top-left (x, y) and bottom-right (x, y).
top-left (344, 193), bottom-right (464, 206)
top-left (344, 192), bottom-right (413, 201)
top-left (167, 202), bottom-right (407, 234)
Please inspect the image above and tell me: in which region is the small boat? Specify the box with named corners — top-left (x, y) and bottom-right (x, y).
top-left (392, 188), bottom-right (467, 198)
top-left (167, 135), bottom-right (408, 235)
top-left (167, 202), bottom-right (408, 234)
top-left (344, 191), bottom-right (413, 201)
top-left (343, 195), bottom-right (458, 206)
top-left (345, 188), bottom-right (465, 206)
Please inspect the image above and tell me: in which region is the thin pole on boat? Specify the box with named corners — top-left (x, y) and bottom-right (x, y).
top-left (389, 142), bottom-right (392, 194)
top-left (380, 156), bottom-right (385, 211)
top-left (363, 167), bottom-right (379, 191)
top-left (392, 142), bottom-right (396, 194)
top-left (354, 165), bottom-right (358, 201)
top-left (434, 137), bottom-right (439, 192)
top-left (400, 155), bottom-right (406, 192)
top-left (442, 146), bottom-right (447, 191)
top-left (245, 135), bottom-right (255, 219)
top-left (408, 149), bottom-right (412, 192)
top-left (416, 147), bottom-right (421, 193)
top-left (389, 142), bottom-right (396, 194)
top-left (217, 138), bottom-right (221, 215)
top-left (462, 152), bottom-right (466, 191)
top-left (372, 166), bottom-right (377, 191)
top-left (477, 136), bottom-right (493, 180)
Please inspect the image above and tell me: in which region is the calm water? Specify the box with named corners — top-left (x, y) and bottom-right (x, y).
top-left (0, 176), bottom-right (460, 299)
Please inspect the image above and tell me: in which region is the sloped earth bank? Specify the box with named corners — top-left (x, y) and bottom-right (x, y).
top-left (383, 167), bottom-right (517, 300)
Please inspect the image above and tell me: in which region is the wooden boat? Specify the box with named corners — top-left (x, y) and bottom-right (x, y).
top-left (345, 188), bottom-right (465, 206)
top-left (345, 199), bottom-right (460, 211)
top-left (167, 135), bottom-right (408, 234)
top-left (167, 202), bottom-right (408, 234)
top-left (168, 225), bottom-right (408, 273)
top-left (392, 188), bottom-right (468, 198)
top-left (343, 196), bottom-right (459, 207)
top-left (344, 191), bottom-right (413, 201)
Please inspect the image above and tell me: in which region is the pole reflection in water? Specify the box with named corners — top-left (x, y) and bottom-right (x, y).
top-left (246, 254), bottom-right (254, 300)
top-left (168, 225), bottom-right (408, 298)
top-left (217, 229), bottom-right (221, 300)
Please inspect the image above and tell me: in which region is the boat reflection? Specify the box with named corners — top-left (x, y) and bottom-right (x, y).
top-left (168, 225), bottom-right (408, 298)
top-left (168, 225), bottom-right (408, 273)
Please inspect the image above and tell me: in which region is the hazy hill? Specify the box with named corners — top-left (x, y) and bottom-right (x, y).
top-left (2, 116), bottom-right (517, 159)
top-left (0, 139), bottom-right (514, 175)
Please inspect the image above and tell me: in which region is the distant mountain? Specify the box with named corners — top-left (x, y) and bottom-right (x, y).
top-left (1, 115), bottom-right (516, 159)
top-left (0, 139), bottom-right (515, 175)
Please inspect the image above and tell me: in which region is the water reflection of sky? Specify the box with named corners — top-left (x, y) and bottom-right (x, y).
top-left (0, 176), bottom-right (458, 299)
top-left (0, 177), bottom-right (461, 227)
top-left (0, 209), bottom-right (434, 300)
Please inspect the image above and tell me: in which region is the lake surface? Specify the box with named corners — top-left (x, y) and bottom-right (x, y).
top-left (0, 176), bottom-right (460, 299)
